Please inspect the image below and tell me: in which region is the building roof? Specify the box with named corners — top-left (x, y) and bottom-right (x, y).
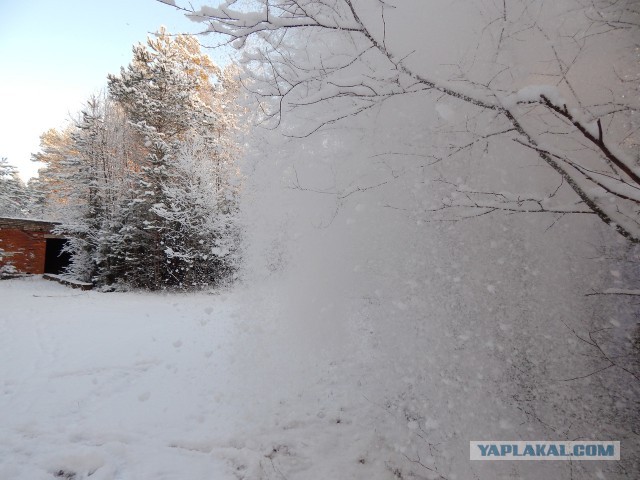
top-left (0, 217), bottom-right (60, 231)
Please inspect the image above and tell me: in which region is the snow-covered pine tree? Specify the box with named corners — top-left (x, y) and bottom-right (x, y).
top-left (0, 157), bottom-right (31, 218)
top-left (60, 95), bottom-right (111, 281)
top-left (105, 28), bottom-right (240, 289)
top-left (152, 64), bottom-right (243, 288)
top-left (31, 29), bottom-right (241, 289)
top-left (31, 95), bottom-right (139, 283)
top-left (89, 97), bottom-right (143, 286)
top-left (155, 131), bottom-right (241, 288)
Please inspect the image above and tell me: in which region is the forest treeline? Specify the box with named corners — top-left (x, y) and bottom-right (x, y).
top-left (0, 28), bottom-right (242, 290)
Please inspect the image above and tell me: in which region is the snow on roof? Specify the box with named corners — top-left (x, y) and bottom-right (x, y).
top-left (0, 216), bottom-right (60, 225)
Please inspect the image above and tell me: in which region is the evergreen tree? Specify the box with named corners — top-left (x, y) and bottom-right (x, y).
top-left (27, 28), bottom-right (243, 289)
top-left (63, 96), bottom-right (110, 281)
top-left (0, 158), bottom-right (31, 217)
top-left (104, 28), bottom-right (239, 289)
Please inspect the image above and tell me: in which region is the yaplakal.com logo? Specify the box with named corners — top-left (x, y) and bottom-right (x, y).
top-left (470, 441), bottom-right (620, 461)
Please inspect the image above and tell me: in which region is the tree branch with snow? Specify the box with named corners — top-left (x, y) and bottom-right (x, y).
top-left (160, 0), bottom-right (640, 242)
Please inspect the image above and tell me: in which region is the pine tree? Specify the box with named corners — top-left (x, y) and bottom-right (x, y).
top-left (63, 96), bottom-right (109, 280)
top-left (103, 28), bottom-right (239, 289)
top-left (32, 28), bottom-right (241, 289)
top-left (0, 158), bottom-right (31, 218)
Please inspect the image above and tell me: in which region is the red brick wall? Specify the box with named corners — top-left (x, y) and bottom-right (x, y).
top-left (0, 228), bottom-right (47, 274)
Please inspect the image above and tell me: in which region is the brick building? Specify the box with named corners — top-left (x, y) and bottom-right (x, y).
top-left (0, 217), bottom-right (70, 275)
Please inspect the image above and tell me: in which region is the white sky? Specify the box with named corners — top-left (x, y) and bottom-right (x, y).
top-left (0, 0), bottom-right (225, 181)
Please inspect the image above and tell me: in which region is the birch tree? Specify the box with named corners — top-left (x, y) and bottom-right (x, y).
top-left (31, 128), bottom-right (78, 219)
top-left (166, 0), bottom-right (639, 242)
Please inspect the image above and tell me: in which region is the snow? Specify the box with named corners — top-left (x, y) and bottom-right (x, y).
top-left (435, 102), bottom-right (456, 122)
top-left (0, 277), bottom-right (425, 479)
top-left (2, 248), bottom-right (637, 479)
top-left (0, 277), bottom-right (236, 479)
top-left (42, 274), bottom-right (93, 290)
top-left (3, 1), bottom-right (640, 477)
top-left (503, 85), bottom-right (566, 109)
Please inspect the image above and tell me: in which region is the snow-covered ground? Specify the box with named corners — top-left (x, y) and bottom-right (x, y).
top-left (1, 275), bottom-right (637, 479)
top-left (1, 277), bottom-right (237, 479)
top-left (0, 277), bottom-right (409, 480)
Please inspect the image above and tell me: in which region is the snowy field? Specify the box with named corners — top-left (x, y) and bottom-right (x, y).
top-left (1, 276), bottom-right (637, 479)
top-left (0, 276), bottom-right (407, 480)
top-left (0, 277), bottom-right (239, 479)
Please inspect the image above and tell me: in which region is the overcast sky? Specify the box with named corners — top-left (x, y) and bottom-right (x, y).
top-left (0, 0), bottom-right (226, 181)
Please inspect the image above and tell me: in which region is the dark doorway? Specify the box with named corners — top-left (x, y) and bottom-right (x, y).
top-left (44, 239), bottom-right (71, 275)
